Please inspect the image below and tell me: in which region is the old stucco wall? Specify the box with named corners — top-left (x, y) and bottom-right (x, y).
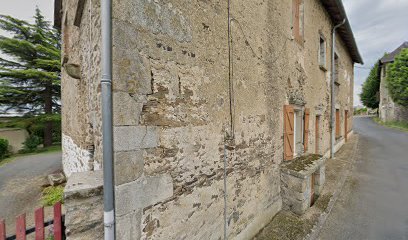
top-left (0, 128), bottom-right (28, 153)
top-left (61, 0), bottom-right (356, 239)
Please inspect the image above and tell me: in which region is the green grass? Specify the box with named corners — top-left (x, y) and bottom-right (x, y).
top-left (0, 145), bottom-right (61, 167)
top-left (41, 185), bottom-right (64, 206)
top-left (373, 117), bottom-right (408, 132)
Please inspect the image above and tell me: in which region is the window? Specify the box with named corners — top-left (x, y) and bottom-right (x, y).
top-left (293, 0), bottom-right (304, 44)
top-left (294, 109), bottom-right (304, 156)
top-left (319, 35), bottom-right (326, 69)
top-left (334, 53), bottom-right (339, 83)
top-left (284, 105), bottom-right (310, 160)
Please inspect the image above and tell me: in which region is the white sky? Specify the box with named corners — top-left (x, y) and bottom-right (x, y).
top-left (0, 0), bottom-right (53, 22)
top-left (1, 0), bottom-right (408, 107)
top-left (343, 0), bottom-right (408, 106)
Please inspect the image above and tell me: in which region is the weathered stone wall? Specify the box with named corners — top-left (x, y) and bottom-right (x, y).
top-left (61, 0), bottom-right (356, 239)
top-left (61, 0), bottom-right (102, 176)
top-left (379, 64), bottom-right (408, 122)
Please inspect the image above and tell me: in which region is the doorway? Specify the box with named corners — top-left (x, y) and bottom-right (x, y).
top-left (315, 115), bottom-right (320, 154)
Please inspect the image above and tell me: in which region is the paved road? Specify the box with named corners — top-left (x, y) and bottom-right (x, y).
top-left (0, 152), bottom-right (62, 226)
top-left (319, 117), bottom-right (408, 240)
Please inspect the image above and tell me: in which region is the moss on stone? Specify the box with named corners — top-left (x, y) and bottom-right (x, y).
top-left (254, 212), bottom-right (313, 240)
top-left (284, 154), bottom-right (323, 172)
top-left (315, 194), bottom-right (332, 211)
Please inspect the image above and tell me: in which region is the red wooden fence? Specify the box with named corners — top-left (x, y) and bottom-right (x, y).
top-left (0, 202), bottom-right (63, 240)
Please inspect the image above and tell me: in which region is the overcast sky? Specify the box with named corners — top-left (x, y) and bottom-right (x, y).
top-left (1, 0), bottom-right (408, 106)
top-left (343, 0), bottom-right (408, 106)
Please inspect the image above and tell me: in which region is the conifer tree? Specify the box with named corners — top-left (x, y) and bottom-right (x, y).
top-left (0, 7), bottom-right (60, 146)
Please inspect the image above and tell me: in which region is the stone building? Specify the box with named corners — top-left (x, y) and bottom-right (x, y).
top-left (55, 0), bottom-right (362, 239)
top-left (379, 42), bottom-right (408, 122)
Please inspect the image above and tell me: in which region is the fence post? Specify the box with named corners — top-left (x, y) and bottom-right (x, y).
top-left (53, 202), bottom-right (62, 240)
top-left (16, 214), bottom-right (26, 240)
top-left (35, 207), bottom-right (45, 240)
top-left (0, 219), bottom-right (5, 240)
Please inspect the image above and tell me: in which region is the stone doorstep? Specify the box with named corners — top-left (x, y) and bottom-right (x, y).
top-left (64, 170), bottom-right (103, 200)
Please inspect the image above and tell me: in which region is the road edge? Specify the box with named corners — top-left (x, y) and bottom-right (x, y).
top-left (305, 134), bottom-right (360, 240)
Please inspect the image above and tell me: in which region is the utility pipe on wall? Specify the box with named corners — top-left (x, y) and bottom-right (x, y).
top-left (330, 18), bottom-right (346, 159)
top-left (101, 0), bottom-right (115, 238)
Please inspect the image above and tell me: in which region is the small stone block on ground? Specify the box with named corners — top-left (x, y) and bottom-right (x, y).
top-left (48, 172), bottom-right (66, 186)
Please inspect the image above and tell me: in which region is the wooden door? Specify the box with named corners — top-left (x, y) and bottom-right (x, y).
top-left (315, 116), bottom-right (320, 154)
top-left (284, 105), bottom-right (295, 161)
top-left (345, 110), bottom-right (348, 142)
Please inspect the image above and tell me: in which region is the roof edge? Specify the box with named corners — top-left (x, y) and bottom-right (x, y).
top-left (322, 0), bottom-right (364, 64)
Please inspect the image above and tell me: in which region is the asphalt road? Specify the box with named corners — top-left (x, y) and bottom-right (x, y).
top-left (0, 152), bottom-right (62, 227)
top-left (319, 117), bottom-right (408, 240)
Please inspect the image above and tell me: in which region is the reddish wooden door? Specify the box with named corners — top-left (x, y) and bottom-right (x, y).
top-left (315, 116), bottom-right (320, 154)
top-left (345, 110), bottom-right (348, 142)
top-left (284, 105), bottom-right (295, 161)
top-left (336, 109), bottom-right (340, 139)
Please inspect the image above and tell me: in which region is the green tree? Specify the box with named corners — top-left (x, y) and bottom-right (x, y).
top-left (360, 62), bottom-right (380, 109)
top-left (387, 48), bottom-right (408, 107)
top-left (0, 8), bottom-right (61, 147)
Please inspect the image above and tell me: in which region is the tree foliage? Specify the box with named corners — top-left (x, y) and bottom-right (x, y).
top-left (360, 62), bottom-right (380, 109)
top-left (0, 8), bottom-right (61, 146)
top-left (387, 48), bottom-right (408, 107)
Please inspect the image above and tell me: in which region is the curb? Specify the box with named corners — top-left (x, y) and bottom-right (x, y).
top-left (305, 134), bottom-right (360, 240)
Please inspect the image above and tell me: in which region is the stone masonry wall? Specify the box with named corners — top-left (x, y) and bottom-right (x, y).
top-left (61, 0), bottom-right (102, 176)
top-left (379, 64), bottom-right (408, 122)
top-left (61, 0), bottom-right (356, 239)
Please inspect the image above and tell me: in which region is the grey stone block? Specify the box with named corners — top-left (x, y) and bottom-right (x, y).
top-left (113, 92), bottom-right (145, 126)
top-left (116, 210), bottom-right (142, 240)
top-left (114, 150), bottom-right (144, 185)
top-left (64, 171), bottom-right (104, 240)
top-left (113, 126), bottom-right (158, 151)
top-left (281, 173), bottom-right (309, 193)
top-left (64, 170), bottom-right (103, 200)
top-left (115, 174), bottom-right (173, 216)
top-left (281, 186), bottom-right (310, 201)
top-left (315, 166), bottom-right (326, 186)
top-left (48, 172), bottom-right (66, 186)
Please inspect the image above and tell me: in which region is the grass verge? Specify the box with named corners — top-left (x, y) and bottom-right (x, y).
top-left (373, 117), bottom-right (408, 132)
top-left (42, 185), bottom-right (64, 206)
top-left (0, 145), bottom-right (61, 168)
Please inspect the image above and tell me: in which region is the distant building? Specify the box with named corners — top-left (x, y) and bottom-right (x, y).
top-left (379, 42), bottom-right (408, 122)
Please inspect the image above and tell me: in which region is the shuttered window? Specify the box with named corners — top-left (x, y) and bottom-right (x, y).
top-left (303, 108), bottom-right (310, 152)
top-left (284, 105), bottom-right (295, 161)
